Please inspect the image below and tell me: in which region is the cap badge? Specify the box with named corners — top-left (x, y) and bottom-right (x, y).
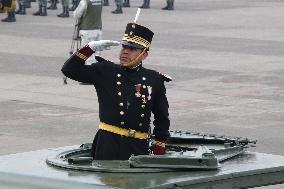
top-left (129, 31), bottom-right (134, 37)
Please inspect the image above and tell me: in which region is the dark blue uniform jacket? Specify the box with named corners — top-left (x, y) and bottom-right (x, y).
top-left (61, 52), bottom-right (170, 160)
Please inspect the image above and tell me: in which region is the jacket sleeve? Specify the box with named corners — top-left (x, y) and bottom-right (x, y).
top-left (152, 78), bottom-right (170, 140)
top-left (73, 0), bottom-right (87, 19)
top-left (61, 46), bottom-right (106, 84)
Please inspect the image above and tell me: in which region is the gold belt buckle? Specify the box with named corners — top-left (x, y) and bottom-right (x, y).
top-left (128, 129), bottom-right (136, 138)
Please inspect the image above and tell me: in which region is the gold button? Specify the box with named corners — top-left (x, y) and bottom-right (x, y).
top-left (117, 74), bottom-right (121, 77)
top-left (139, 123), bottom-right (143, 127)
top-left (141, 114), bottom-right (145, 117)
top-left (119, 103), bottom-right (123, 106)
top-left (143, 85), bottom-right (146, 88)
top-left (120, 111), bottom-right (124, 115)
top-left (142, 77), bottom-right (146, 80)
top-left (117, 81), bottom-right (121, 85)
top-left (118, 92), bottom-right (122, 96)
top-left (121, 122), bottom-right (125, 125)
top-left (141, 105), bottom-right (145, 108)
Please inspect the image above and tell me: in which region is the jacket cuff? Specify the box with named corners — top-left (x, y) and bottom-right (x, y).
top-left (74, 45), bottom-right (95, 61)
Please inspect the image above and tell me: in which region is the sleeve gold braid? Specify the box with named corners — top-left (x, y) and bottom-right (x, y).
top-left (75, 52), bottom-right (88, 61)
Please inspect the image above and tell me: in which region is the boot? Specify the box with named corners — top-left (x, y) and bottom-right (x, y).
top-left (162, 0), bottom-right (169, 10)
top-left (16, 3), bottom-right (26, 14)
top-left (57, 6), bottom-right (69, 17)
top-left (64, 6), bottom-right (69, 17)
top-left (33, 5), bottom-right (42, 15)
top-left (40, 6), bottom-right (47, 15)
top-left (103, 0), bottom-right (109, 6)
top-left (25, 0), bottom-right (31, 8)
top-left (111, 6), bottom-right (123, 14)
top-left (15, 4), bottom-right (22, 14)
top-left (167, 0), bottom-right (174, 10)
top-left (21, 3), bottom-right (26, 14)
top-left (47, 0), bottom-right (57, 9)
top-left (140, 0), bottom-right (150, 9)
top-left (2, 11), bottom-right (16, 22)
top-left (70, 0), bottom-right (79, 11)
top-left (69, 0), bottom-right (76, 11)
top-left (122, 0), bottom-right (130, 7)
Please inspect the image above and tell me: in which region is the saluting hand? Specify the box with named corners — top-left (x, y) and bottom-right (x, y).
top-left (88, 40), bottom-right (120, 51)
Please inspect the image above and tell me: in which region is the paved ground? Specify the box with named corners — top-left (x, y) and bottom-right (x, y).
top-left (0, 0), bottom-right (284, 188)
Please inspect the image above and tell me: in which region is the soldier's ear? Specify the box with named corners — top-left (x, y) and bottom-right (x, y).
top-left (142, 51), bottom-right (148, 60)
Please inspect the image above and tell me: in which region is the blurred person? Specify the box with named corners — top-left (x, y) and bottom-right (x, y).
top-left (103, 0), bottom-right (108, 6)
top-left (25, 0), bottom-right (30, 8)
top-left (15, 0), bottom-right (26, 14)
top-left (57, 0), bottom-right (69, 17)
top-left (1, 0), bottom-right (16, 22)
top-left (47, 0), bottom-right (57, 9)
top-left (140, 0), bottom-right (149, 9)
top-left (74, 0), bottom-right (102, 64)
top-left (111, 0), bottom-right (122, 14)
top-left (140, 0), bottom-right (175, 10)
top-left (162, 0), bottom-right (174, 10)
top-left (122, 0), bottom-right (129, 7)
top-left (69, 0), bottom-right (79, 11)
top-left (33, 0), bottom-right (47, 16)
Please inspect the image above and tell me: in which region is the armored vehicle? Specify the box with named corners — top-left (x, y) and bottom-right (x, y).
top-left (46, 130), bottom-right (257, 172)
top-left (1, 130), bottom-right (284, 189)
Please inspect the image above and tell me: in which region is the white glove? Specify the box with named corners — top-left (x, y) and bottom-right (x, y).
top-left (88, 40), bottom-right (120, 51)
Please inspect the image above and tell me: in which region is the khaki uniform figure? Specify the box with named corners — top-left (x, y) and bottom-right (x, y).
top-left (74, 0), bottom-right (103, 64)
top-left (1, 0), bottom-right (16, 22)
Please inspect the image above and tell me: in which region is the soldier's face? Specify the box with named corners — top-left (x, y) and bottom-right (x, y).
top-left (119, 45), bottom-right (148, 68)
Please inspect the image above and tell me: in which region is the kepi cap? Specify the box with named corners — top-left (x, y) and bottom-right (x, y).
top-left (121, 23), bottom-right (154, 49)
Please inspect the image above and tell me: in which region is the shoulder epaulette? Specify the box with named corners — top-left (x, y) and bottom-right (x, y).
top-left (157, 72), bottom-right (172, 82)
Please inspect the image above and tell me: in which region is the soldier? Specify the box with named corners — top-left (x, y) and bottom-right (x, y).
top-left (25, 0), bottom-right (30, 8)
top-left (57, 0), bottom-right (69, 17)
top-left (69, 0), bottom-right (79, 11)
top-left (33, 0), bottom-right (47, 16)
top-left (74, 0), bottom-right (102, 65)
top-left (102, 0), bottom-right (108, 6)
top-left (1, 0), bottom-right (16, 22)
top-left (122, 0), bottom-right (129, 7)
top-left (15, 0), bottom-right (26, 14)
top-left (111, 0), bottom-right (122, 14)
top-left (162, 0), bottom-right (174, 10)
top-left (61, 22), bottom-right (171, 160)
top-left (47, 0), bottom-right (57, 9)
top-left (140, 0), bottom-right (149, 9)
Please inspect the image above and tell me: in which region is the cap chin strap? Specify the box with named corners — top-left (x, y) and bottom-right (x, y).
top-left (121, 48), bottom-right (148, 68)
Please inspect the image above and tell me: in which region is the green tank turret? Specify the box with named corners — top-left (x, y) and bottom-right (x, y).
top-left (46, 130), bottom-right (257, 173)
